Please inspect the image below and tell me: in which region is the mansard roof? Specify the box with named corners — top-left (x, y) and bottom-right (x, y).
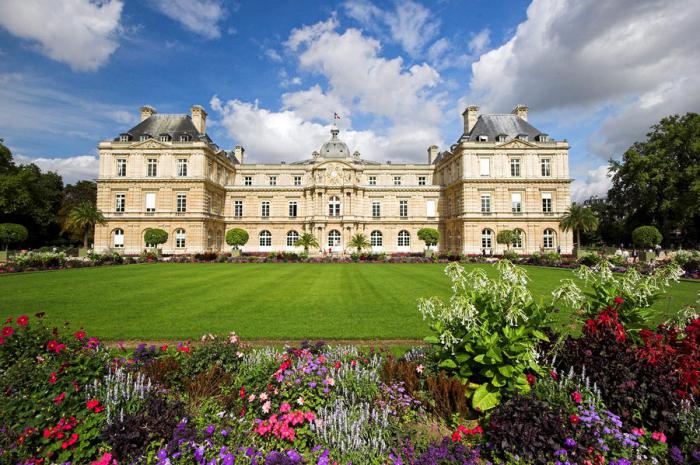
top-left (116, 114), bottom-right (213, 143)
top-left (465, 114), bottom-right (544, 141)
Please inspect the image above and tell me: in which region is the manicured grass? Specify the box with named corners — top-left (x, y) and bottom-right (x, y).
top-left (0, 263), bottom-right (697, 341)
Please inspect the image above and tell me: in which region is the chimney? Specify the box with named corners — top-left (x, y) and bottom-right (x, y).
top-left (512, 104), bottom-right (528, 121)
top-left (140, 105), bottom-right (156, 121)
top-left (191, 105), bottom-right (207, 134)
top-left (462, 105), bottom-right (479, 134)
top-left (427, 145), bottom-right (439, 164)
top-left (234, 145), bottom-right (245, 164)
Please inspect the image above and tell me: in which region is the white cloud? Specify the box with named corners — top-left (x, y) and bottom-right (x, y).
top-left (344, 0), bottom-right (439, 57)
top-left (571, 164), bottom-right (612, 202)
top-left (150, 0), bottom-right (227, 39)
top-left (0, 0), bottom-right (123, 71)
top-left (468, 0), bottom-right (700, 157)
top-left (15, 154), bottom-right (99, 184)
top-left (468, 28), bottom-right (490, 55)
top-left (281, 85), bottom-right (351, 124)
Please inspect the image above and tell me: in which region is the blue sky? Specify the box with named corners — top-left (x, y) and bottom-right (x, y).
top-left (1, 0), bottom-right (698, 201)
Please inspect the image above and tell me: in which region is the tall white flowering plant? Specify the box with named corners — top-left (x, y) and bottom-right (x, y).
top-left (418, 260), bottom-right (551, 412)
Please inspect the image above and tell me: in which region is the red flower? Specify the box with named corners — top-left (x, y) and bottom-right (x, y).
top-left (651, 431), bottom-right (667, 443)
top-left (74, 330), bottom-right (86, 340)
top-left (87, 399), bottom-right (100, 410)
top-left (550, 370), bottom-right (558, 380)
top-left (53, 392), bottom-right (66, 405)
top-left (334, 361), bottom-right (342, 369)
top-left (0, 336), bottom-right (5, 345)
top-left (526, 373), bottom-right (536, 385)
top-left (570, 414), bottom-right (580, 424)
top-left (17, 315), bottom-right (29, 326)
top-left (49, 372), bottom-right (58, 384)
top-left (160, 344), bottom-right (168, 351)
top-left (451, 431), bottom-right (462, 442)
top-left (239, 386), bottom-right (246, 399)
top-left (614, 297), bottom-right (625, 305)
top-left (2, 326), bottom-right (14, 337)
top-left (47, 340), bottom-right (58, 352)
top-left (571, 391), bottom-right (582, 404)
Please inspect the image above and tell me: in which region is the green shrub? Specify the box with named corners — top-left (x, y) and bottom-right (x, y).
top-left (418, 261), bottom-right (551, 411)
top-left (577, 252), bottom-right (602, 267)
top-left (502, 250), bottom-right (519, 261)
top-left (632, 225), bottom-right (662, 249)
top-left (143, 228), bottom-right (168, 248)
top-left (179, 334), bottom-right (242, 379)
top-left (226, 228), bottom-right (249, 249)
top-left (674, 250), bottom-right (700, 272)
top-left (417, 228), bottom-right (440, 248)
top-left (0, 223), bottom-right (28, 251)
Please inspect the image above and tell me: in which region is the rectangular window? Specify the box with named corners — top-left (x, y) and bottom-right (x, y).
top-left (399, 200), bottom-right (408, 218)
top-left (293, 176), bottom-right (302, 186)
top-left (115, 193), bottom-right (125, 212)
top-left (288, 201), bottom-right (297, 218)
top-left (145, 192), bottom-right (156, 212)
top-left (418, 176), bottom-right (426, 186)
top-left (426, 200), bottom-right (436, 217)
top-left (542, 192), bottom-right (552, 213)
top-left (234, 200), bottom-right (243, 218)
top-left (481, 194), bottom-right (491, 213)
top-left (261, 201), bottom-right (270, 218)
top-left (159, 135), bottom-right (169, 142)
top-left (176, 194), bottom-right (186, 213)
top-left (116, 159), bottom-right (127, 177)
top-left (368, 176), bottom-right (377, 186)
top-left (541, 158), bottom-right (551, 177)
top-left (511, 192), bottom-right (522, 213)
top-left (269, 176), bottom-right (277, 186)
top-left (175, 231), bottom-right (185, 248)
top-left (479, 157), bottom-right (490, 176)
top-left (510, 158), bottom-right (521, 177)
top-left (372, 201), bottom-right (381, 218)
top-left (177, 159), bottom-right (188, 177)
top-left (393, 176), bottom-right (402, 186)
top-left (244, 176), bottom-right (252, 186)
top-left (146, 158), bottom-right (157, 177)
top-left (119, 135), bottom-right (128, 142)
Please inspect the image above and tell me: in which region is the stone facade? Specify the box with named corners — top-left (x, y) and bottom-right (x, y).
top-left (95, 105), bottom-right (573, 255)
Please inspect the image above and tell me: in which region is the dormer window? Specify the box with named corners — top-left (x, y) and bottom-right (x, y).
top-left (179, 135), bottom-right (190, 142)
top-left (139, 134), bottom-right (151, 141)
top-left (537, 134), bottom-right (549, 142)
top-left (496, 134), bottom-right (507, 142)
top-left (517, 134), bottom-right (529, 142)
top-left (159, 134), bottom-right (171, 142)
top-left (477, 135), bottom-right (488, 142)
top-left (119, 134), bottom-right (130, 142)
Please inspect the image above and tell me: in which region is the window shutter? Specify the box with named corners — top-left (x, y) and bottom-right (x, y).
top-left (145, 193), bottom-right (156, 210)
top-left (426, 200), bottom-right (436, 217)
top-left (479, 158), bottom-right (490, 176)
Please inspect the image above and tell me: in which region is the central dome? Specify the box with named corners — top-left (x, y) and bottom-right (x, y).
top-left (320, 128), bottom-right (350, 158)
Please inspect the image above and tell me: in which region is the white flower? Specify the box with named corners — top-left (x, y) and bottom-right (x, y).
top-left (260, 392), bottom-right (268, 401)
top-left (416, 364), bottom-right (424, 374)
top-left (297, 396), bottom-right (304, 405)
top-left (262, 401), bottom-right (271, 413)
top-left (236, 351), bottom-right (244, 358)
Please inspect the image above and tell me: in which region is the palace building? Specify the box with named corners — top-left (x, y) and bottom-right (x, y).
top-left (94, 104), bottom-right (573, 255)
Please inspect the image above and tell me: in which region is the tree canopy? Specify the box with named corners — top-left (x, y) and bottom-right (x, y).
top-left (226, 228), bottom-right (249, 249)
top-left (144, 229), bottom-right (168, 247)
top-left (632, 226), bottom-right (662, 249)
top-left (607, 112), bottom-right (700, 247)
top-left (417, 228), bottom-right (440, 247)
top-left (496, 230), bottom-right (517, 250)
top-left (349, 233), bottom-right (370, 252)
top-left (0, 223), bottom-right (28, 251)
top-left (63, 202), bottom-right (106, 249)
top-left (559, 204), bottom-right (599, 248)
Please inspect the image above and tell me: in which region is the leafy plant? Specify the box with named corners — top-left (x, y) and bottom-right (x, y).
top-left (349, 233), bottom-right (370, 252)
top-left (225, 228), bottom-right (249, 249)
top-left (143, 228), bottom-right (168, 248)
top-left (62, 202), bottom-right (106, 249)
top-left (496, 229), bottom-right (516, 250)
top-left (559, 203), bottom-right (599, 248)
top-left (418, 261), bottom-right (551, 411)
top-left (0, 223), bottom-right (28, 251)
top-left (417, 228), bottom-right (439, 249)
top-left (294, 232), bottom-right (319, 253)
top-left (632, 225), bottom-right (663, 249)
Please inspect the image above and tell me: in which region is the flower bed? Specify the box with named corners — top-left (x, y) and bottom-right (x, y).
top-left (2, 261), bottom-right (699, 464)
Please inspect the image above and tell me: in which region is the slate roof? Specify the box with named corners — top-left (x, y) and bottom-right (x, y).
top-left (115, 114), bottom-right (213, 143)
top-left (464, 114), bottom-right (546, 141)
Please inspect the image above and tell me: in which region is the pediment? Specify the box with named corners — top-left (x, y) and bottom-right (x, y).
top-left (313, 160), bottom-right (356, 171)
top-left (129, 139), bottom-right (170, 149)
top-left (495, 139), bottom-right (538, 149)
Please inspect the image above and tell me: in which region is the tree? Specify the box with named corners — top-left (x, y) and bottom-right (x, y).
top-left (349, 233), bottom-right (370, 252)
top-left (496, 230), bottom-right (517, 250)
top-left (632, 226), bottom-right (662, 249)
top-left (559, 204), bottom-right (599, 249)
top-left (294, 232), bottom-right (319, 253)
top-left (0, 223), bottom-right (28, 251)
top-left (417, 228), bottom-right (440, 249)
top-left (607, 113), bottom-right (700, 246)
top-left (60, 181), bottom-right (97, 242)
top-left (143, 229), bottom-right (168, 249)
top-left (62, 202), bottom-right (106, 249)
top-left (225, 228), bottom-right (249, 250)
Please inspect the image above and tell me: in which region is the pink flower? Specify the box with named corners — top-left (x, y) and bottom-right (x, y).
top-left (17, 315), bottom-right (29, 326)
top-left (2, 326), bottom-right (14, 337)
top-left (571, 391), bottom-right (582, 404)
top-left (259, 392), bottom-right (268, 401)
top-left (262, 401), bottom-right (271, 414)
top-left (526, 373), bottom-right (536, 385)
top-left (416, 364), bottom-right (424, 374)
top-left (279, 402), bottom-right (291, 413)
top-left (550, 370), bottom-right (558, 380)
top-left (248, 394), bottom-right (256, 402)
top-left (324, 377), bottom-right (335, 386)
top-left (631, 427), bottom-right (646, 436)
top-left (74, 330), bottom-right (86, 340)
top-left (651, 431), bottom-right (667, 443)
top-left (297, 397), bottom-right (304, 406)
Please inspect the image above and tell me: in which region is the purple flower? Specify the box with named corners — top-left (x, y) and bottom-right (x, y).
top-left (206, 424), bottom-right (216, 435)
top-left (564, 438), bottom-right (576, 448)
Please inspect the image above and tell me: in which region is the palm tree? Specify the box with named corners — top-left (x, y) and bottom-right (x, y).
top-left (294, 232), bottom-right (319, 254)
top-left (559, 204), bottom-right (599, 249)
top-left (349, 233), bottom-right (370, 252)
top-left (63, 202), bottom-right (106, 249)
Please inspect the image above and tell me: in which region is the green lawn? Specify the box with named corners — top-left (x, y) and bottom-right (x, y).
top-left (0, 263), bottom-right (697, 341)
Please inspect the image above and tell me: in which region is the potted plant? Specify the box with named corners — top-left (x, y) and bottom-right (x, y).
top-left (417, 228), bottom-right (440, 257)
top-left (632, 225), bottom-right (662, 261)
top-left (226, 228), bottom-right (249, 257)
top-left (143, 228), bottom-right (168, 257)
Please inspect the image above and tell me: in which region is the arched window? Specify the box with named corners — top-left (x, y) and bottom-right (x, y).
top-left (513, 229), bottom-right (524, 248)
top-left (398, 230), bottom-right (410, 247)
top-left (543, 229), bottom-right (556, 249)
top-left (370, 230), bottom-right (383, 247)
top-left (259, 230), bottom-right (272, 247)
top-left (481, 229), bottom-right (493, 249)
top-left (328, 230), bottom-right (341, 247)
top-left (113, 229), bottom-right (124, 248)
top-left (175, 229), bottom-right (186, 248)
top-left (286, 231), bottom-right (299, 247)
top-left (328, 196), bottom-right (341, 216)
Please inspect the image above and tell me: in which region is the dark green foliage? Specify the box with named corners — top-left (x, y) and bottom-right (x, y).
top-left (143, 228), bottom-right (168, 247)
top-left (495, 230), bottom-right (516, 249)
top-left (632, 225), bottom-right (663, 249)
top-left (0, 223), bottom-right (28, 250)
top-left (417, 228), bottom-right (440, 247)
top-left (225, 228), bottom-right (249, 249)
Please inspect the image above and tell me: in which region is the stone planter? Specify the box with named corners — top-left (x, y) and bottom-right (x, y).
top-left (231, 249), bottom-right (241, 257)
top-left (0, 251), bottom-right (6, 263)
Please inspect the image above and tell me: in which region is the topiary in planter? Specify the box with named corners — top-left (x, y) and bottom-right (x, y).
top-left (632, 225), bottom-right (662, 249)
